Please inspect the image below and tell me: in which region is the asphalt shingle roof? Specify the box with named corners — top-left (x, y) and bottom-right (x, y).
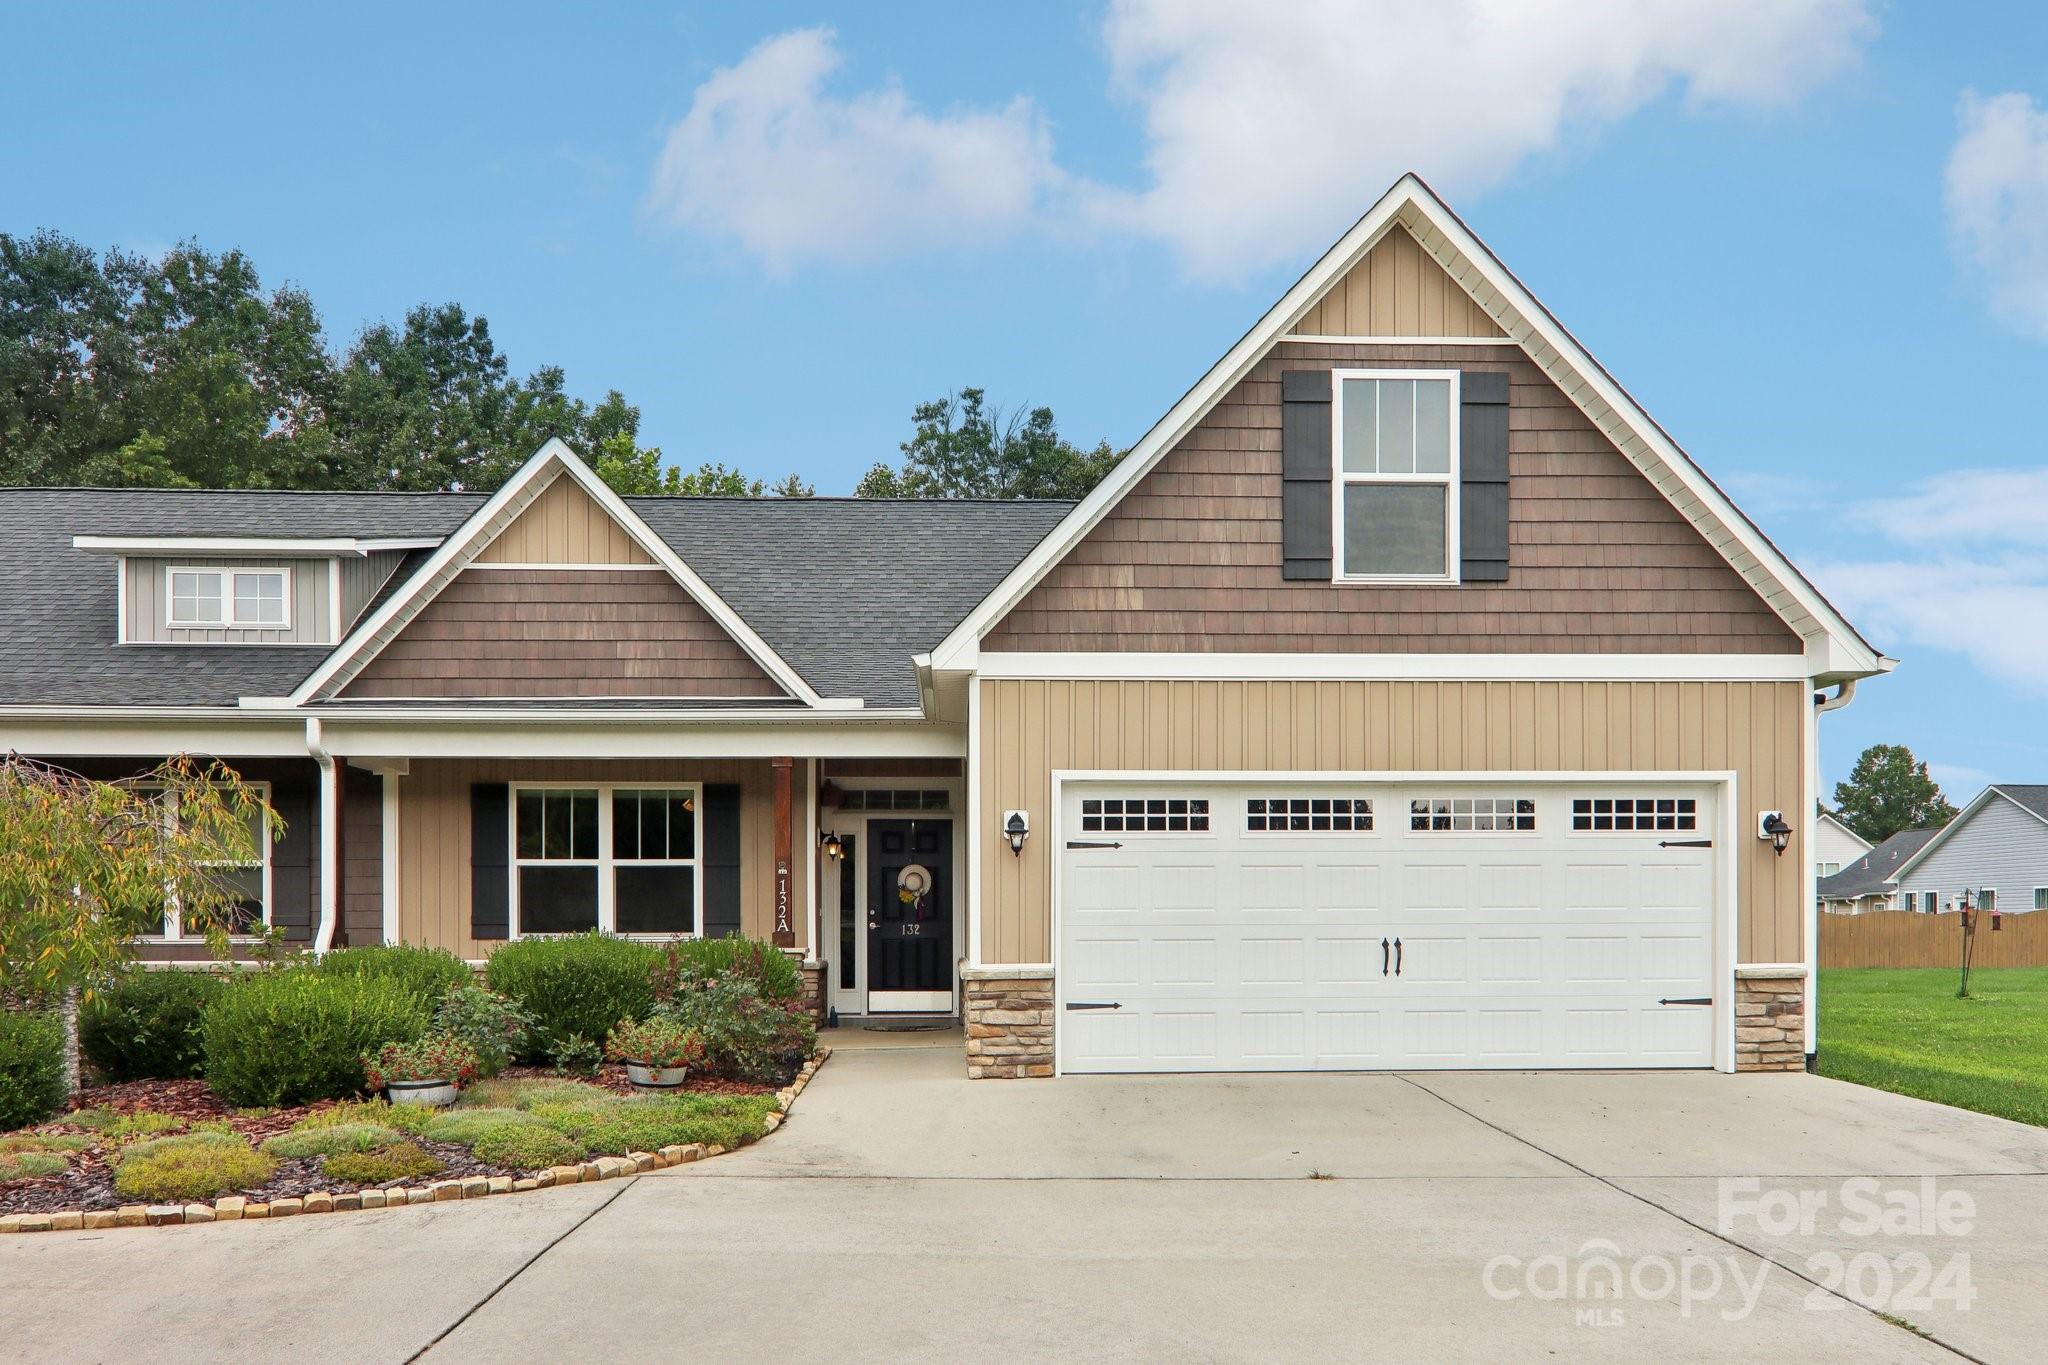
top-left (0, 488), bottom-right (1070, 709)
top-left (1991, 785), bottom-right (2048, 822)
top-left (1817, 827), bottom-right (1940, 900)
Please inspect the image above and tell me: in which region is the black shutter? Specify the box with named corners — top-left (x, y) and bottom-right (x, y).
top-left (702, 783), bottom-right (742, 939)
top-left (1460, 370), bottom-right (1510, 583)
top-left (470, 784), bottom-right (510, 941)
top-left (1280, 370), bottom-right (1333, 580)
top-left (270, 777), bottom-right (315, 944)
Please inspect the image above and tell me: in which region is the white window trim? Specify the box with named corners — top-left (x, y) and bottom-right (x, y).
top-left (2034, 886), bottom-right (2047, 912)
top-left (140, 780), bottom-right (272, 942)
top-left (1330, 368), bottom-right (1462, 585)
top-left (1978, 887), bottom-right (1997, 913)
top-left (508, 782), bottom-right (703, 939)
top-left (166, 565), bottom-right (293, 630)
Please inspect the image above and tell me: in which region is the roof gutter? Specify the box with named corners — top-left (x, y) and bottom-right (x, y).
top-left (304, 717), bottom-right (340, 955)
top-left (913, 653), bottom-right (937, 720)
top-left (1815, 679), bottom-right (1858, 714)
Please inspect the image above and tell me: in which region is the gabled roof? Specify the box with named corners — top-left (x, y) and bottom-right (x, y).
top-left (288, 440), bottom-right (829, 707)
top-left (1887, 784), bottom-right (2048, 885)
top-left (929, 173), bottom-right (1890, 681)
top-left (1817, 828), bottom-right (1940, 900)
top-left (1817, 809), bottom-right (1872, 853)
top-left (0, 479), bottom-right (1071, 711)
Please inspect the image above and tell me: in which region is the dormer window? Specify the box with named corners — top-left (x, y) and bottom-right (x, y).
top-left (1333, 370), bottom-right (1460, 582)
top-left (168, 567), bottom-right (291, 629)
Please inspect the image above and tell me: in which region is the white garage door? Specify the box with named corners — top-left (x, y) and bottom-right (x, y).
top-left (1058, 779), bottom-right (1719, 1074)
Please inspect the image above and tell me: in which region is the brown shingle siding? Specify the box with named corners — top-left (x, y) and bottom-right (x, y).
top-left (984, 341), bottom-right (1800, 656)
top-left (342, 568), bottom-right (784, 698)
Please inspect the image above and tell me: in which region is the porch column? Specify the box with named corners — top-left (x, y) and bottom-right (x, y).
top-left (771, 756), bottom-right (795, 948)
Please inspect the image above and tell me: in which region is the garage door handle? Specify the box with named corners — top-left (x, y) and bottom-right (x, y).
top-left (1065, 840), bottom-right (1124, 850)
top-left (1381, 937), bottom-right (1390, 976)
top-left (1393, 937), bottom-right (1402, 976)
top-left (1657, 996), bottom-right (1713, 1006)
top-left (1659, 839), bottom-right (1713, 848)
top-left (1065, 1001), bottom-right (1122, 1011)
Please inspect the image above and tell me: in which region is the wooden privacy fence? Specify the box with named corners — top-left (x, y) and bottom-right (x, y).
top-left (1820, 911), bottom-right (2048, 968)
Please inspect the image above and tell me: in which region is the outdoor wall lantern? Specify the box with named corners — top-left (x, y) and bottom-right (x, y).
top-left (819, 831), bottom-right (844, 861)
top-left (1756, 810), bottom-right (1792, 856)
top-left (1003, 810), bottom-right (1030, 856)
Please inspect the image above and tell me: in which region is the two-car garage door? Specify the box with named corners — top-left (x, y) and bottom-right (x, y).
top-left (1058, 779), bottom-right (1719, 1074)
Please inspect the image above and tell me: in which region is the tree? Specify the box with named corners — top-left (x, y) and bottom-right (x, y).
top-left (0, 754), bottom-right (276, 1088)
top-left (856, 388), bottom-right (1121, 499)
top-left (1832, 744), bottom-right (1959, 844)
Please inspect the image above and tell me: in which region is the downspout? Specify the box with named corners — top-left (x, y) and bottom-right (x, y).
top-left (1805, 678), bottom-right (1859, 1057)
top-left (306, 717), bottom-right (340, 955)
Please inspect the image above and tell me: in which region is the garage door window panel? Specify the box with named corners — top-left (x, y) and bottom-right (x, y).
top-left (1246, 797), bottom-right (1373, 832)
top-left (1410, 797), bottom-right (1536, 832)
top-left (1080, 797), bottom-right (1210, 834)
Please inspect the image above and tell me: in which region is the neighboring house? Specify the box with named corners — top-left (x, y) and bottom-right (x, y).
top-left (1890, 785), bottom-right (2048, 916)
top-left (1814, 808), bottom-right (1871, 881)
top-left (0, 175), bottom-right (1892, 1078)
top-left (1816, 829), bottom-right (1938, 914)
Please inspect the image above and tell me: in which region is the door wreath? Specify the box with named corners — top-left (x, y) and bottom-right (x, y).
top-left (897, 863), bottom-right (932, 920)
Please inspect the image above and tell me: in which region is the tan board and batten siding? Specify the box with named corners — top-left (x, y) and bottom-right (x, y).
top-left (393, 759), bottom-right (806, 960)
top-left (473, 474), bottom-right (654, 565)
top-left (1289, 224), bottom-right (1507, 338)
top-left (978, 678), bottom-right (1806, 967)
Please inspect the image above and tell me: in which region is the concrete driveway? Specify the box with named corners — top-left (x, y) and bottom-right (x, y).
top-left (6, 1041), bottom-right (2045, 1363)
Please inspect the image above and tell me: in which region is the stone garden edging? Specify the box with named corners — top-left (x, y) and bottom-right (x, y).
top-left (0, 1048), bottom-right (829, 1236)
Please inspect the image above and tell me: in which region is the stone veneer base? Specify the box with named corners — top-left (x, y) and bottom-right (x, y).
top-left (1734, 970), bottom-right (1807, 1072)
top-left (964, 968), bottom-right (1054, 1079)
top-left (0, 1049), bottom-right (830, 1237)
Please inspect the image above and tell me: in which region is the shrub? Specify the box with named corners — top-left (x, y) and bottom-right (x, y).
top-left (422, 1107), bottom-right (548, 1146)
top-left (658, 977), bottom-right (817, 1084)
top-left (0, 1011), bottom-right (67, 1131)
top-left (312, 945), bottom-right (472, 1010)
top-left (0, 1151), bottom-right (69, 1181)
top-left (201, 971), bottom-right (429, 1107)
top-left (605, 1016), bottom-right (703, 1070)
top-left (113, 1132), bottom-right (276, 1201)
top-left (433, 983), bottom-right (532, 1079)
top-left (362, 1034), bottom-right (481, 1090)
top-left (323, 1141), bottom-right (444, 1185)
top-left (549, 1037), bottom-right (603, 1077)
top-left (261, 1123), bottom-right (403, 1159)
top-left (79, 970), bottom-right (226, 1082)
top-left (484, 934), bottom-right (657, 1060)
top-left (650, 937), bottom-right (801, 1004)
top-left (470, 1124), bottom-right (585, 1169)
top-left (293, 1099), bottom-right (436, 1137)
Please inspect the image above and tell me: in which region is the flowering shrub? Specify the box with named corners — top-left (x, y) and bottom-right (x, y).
top-left (650, 937), bottom-right (801, 1005)
top-left (433, 983), bottom-right (533, 1078)
top-left (361, 1033), bottom-right (481, 1090)
top-left (604, 1015), bottom-right (705, 1070)
top-left (656, 976), bottom-right (815, 1084)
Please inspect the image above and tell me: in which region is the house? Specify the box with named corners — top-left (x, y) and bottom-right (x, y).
top-left (0, 175), bottom-right (1892, 1077)
top-left (1889, 785), bottom-right (2048, 916)
top-left (1814, 808), bottom-right (1871, 881)
top-left (1816, 828), bottom-right (1939, 914)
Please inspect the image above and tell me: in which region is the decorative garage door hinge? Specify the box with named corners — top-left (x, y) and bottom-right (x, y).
top-left (1656, 996), bottom-right (1714, 1006)
top-left (1065, 1001), bottom-right (1122, 1011)
top-left (1065, 840), bottom-right (1124, 850)
top-left (1658, 839), bottom-right (1713, 848)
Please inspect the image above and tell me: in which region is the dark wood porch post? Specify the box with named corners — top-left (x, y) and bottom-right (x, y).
top-left (771, 757), bottom-right (795, 948)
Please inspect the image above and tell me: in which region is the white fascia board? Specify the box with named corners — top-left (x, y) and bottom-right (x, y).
top-left (287, 440), bottom-right (825, 707)
top-left (973, 652), bottom-right (1818, 682)
top-left (929, 173), bottom-right (1885, 680)
top-left (73, 535), bottom-right (442, 557)
top-left (318, 718), bottom-right (963, 760)
top-left (0, 712), bottom-right (308, 756)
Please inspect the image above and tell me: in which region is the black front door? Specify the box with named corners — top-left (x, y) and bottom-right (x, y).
top-left (867, 818), bottom-right (953, 1009)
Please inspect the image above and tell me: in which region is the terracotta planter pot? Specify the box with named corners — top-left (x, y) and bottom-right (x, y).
top-left (623, 1061), bottom-right (690, 1091)
top-left (386, 1078), bottom-right (459, 1108)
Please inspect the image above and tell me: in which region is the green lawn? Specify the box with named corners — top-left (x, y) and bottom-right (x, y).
top-left (1817, 967), bottom-right (2048, 1127)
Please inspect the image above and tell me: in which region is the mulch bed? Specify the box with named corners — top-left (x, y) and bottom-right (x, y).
top-left (0, 1063), bottom-right (788, 1217)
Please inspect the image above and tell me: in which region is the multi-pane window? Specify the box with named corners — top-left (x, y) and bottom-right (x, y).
top-left (2034, 887), bottom-right (2047, 911)
top-left (1570, 797), bottom-right (1698, 832)
top-left (514, 786), bottom-right (700, 936)
top-left (1922, 890), bottom-right (1939, 914)
top-left (1245, 797), bottom-right (1373, 833)
top-left (167, 567), bottom-right (290, 628)
top-left (1410, 797), bottom-right (1535, 833)
top-left (136, 784), bottom-right (269, 939)
top-left (1080, 797), bottom-right (1210, 833)
top-left (836, 789), bottom-right (950, 812)
top-left (1334, 371), bottom-right (1458, 580)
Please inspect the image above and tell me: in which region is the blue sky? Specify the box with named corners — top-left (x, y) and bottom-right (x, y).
top-left (6, 2), bottom-right (2047, 798)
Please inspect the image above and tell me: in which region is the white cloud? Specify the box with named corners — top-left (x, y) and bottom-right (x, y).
top-left (648, 5), bottom-right (1871, 274)
top-left (1926, 762), bottom-right (1994, 795)
top-left (1844, 467), bottom-right (2048, 546)
top-left (644, 28), bottom-right (1061, 271)
top-left (1089, 0), bottom-right (1875, 276)
top-left (1945, 91), bottom-right (2048, 338)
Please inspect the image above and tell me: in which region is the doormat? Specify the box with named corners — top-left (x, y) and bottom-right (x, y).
top-left (861, 1021), bottom-right (950, 1033)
